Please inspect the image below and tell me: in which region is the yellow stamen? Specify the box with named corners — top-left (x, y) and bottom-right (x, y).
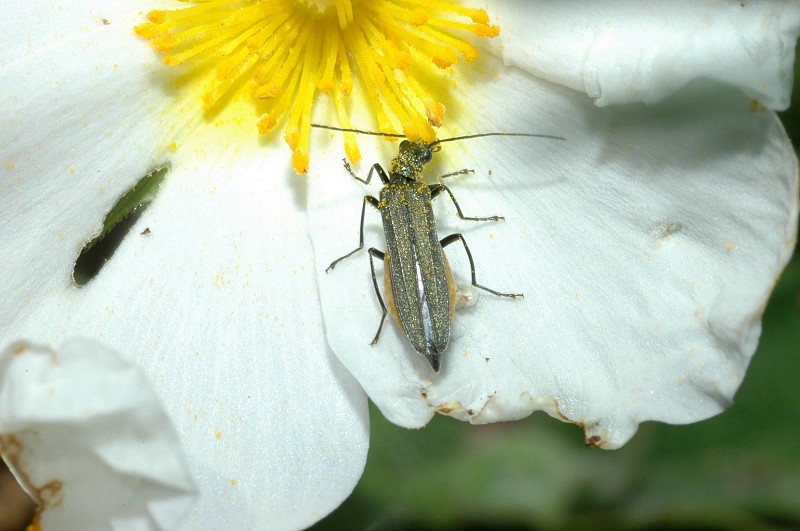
top-left (135, 0), bottom-right (501, 174)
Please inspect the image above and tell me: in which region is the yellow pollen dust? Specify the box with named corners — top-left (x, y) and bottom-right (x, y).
top-left (136, 0), bottom-right (500, 174)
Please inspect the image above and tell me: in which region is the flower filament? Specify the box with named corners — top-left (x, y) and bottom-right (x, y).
top-left (136, 0), bottom-right (500, 173)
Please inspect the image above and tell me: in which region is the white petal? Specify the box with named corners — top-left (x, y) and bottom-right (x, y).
top-left (0, 0), bottom-right (162, 67)
top-left (1, 1), bottom-right (369, 528)
top-left (0, 339), bottom-right (196, 531)
top-left (309, 62), bottom-right (798, 448)
top-left (486, 0), bottom-right (800, 109)
top-left (1, 2), bottom-right (180, 311)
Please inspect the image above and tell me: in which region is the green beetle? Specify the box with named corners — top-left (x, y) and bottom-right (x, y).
top-left (321, 127), bottom-right (563, 372)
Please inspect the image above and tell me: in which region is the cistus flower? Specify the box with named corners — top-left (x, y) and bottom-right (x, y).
top-left (1, 0), bottom-right (799, 529)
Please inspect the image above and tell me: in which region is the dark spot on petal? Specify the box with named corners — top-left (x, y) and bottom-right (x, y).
top-left (585, 435), bottom-right (602, 447)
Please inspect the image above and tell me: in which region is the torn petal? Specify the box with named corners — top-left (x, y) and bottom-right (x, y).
top-left (0, 338), bottom-right (196, 530)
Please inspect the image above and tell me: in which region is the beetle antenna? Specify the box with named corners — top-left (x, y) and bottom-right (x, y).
top-left (431, 132), bottom-right (566, 145)
top-left (310, 123), bottom-right (406, 139)
top-left (311, 123), bottom-right (566, 143)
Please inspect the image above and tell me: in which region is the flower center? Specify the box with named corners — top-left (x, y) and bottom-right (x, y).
top-left (135, 0), bottom-right (499, 173)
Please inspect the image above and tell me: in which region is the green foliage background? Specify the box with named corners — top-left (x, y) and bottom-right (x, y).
top-left (314, 56), bottom-right (800, 530)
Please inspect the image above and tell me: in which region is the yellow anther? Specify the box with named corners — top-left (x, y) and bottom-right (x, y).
top-left (432, 48), bottom-right (458, 69)
top-left (475, 24), bottom-right (500, 38)
top-left (409, 8), bottom-right (429, 25)
top-left (255, 82), bottom-right (282, 100)
top-left (425, 100), bottom-right (445, 127)
top-left (257, 113), bottom-right (278, 135)
top-left (134, 21), bottom-right (163, 39)
top-left (344, 137), bottom-right (361, 165)
top-left (292, 147), bottom-right (309, 174)
top-left (468, 9), bottom-right (489, 24)
top-left (402, 121), bottom-right (436, 144)
top-left (147, 10), bottom-right (166, 23)
top-left (135, 0), bottom-right (501, 174)
top-left (152, 34), bottom-right (179, 51)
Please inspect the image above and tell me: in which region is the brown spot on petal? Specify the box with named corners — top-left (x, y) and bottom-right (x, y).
top-left (585, 435), bottom-right (603, 448)
top-left (1, 434), bottom-right (63, 515)
top-left (0, 435), bottom-right (65, 531)
top-left (749, 99), bottom-right (767, 113)
top-left (0, 435), bottom-right (28, 487)
top-left (38, 480), bottom-right (63, 508)
top-left (436, 401), bottom-right (463, 415)
top-left (20, 477), bottom-right (63, 531)
top-left (6, 342), bottom-right (59, 365)
top-left (10, 342), bottom-right (29, 355)
top-left (553, 400), bottom-right (571, 422)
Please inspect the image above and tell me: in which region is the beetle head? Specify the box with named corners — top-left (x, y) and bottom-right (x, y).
top-left (391, 139), bottom-right (438, 180)
top-left (398, 139), bottom-right (436, 165)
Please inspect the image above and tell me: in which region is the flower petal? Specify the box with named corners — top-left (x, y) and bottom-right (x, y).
top-left (1, 1), bottom-right (369, 527)
top-left (1, 3), bottom-right (181, 318)
top-left (310, 61), bottom-right (798, 448)
top-left (487, 0), bottom-right (800, 109)
top-left (0, 339), bottom-right (196, 530)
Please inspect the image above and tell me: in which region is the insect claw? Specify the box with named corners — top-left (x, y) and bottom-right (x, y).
top-left (370, 312), bottom-right (387, 346)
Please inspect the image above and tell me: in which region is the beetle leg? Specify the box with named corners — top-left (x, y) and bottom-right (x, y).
top-left (367, 247), bottom-right (389, 346)
top-left (342, 160), bottom-right (391, 186)
top-left (429, 183), bottom-right (504, 221)
top-left (326, 196), bottom-right (381, 272)
top-left (439, 168), bottom-right (473, 179)
top-left (440, 233), bottom-right (523, 298)
top-left (342, 159), bottom-right (366, 184)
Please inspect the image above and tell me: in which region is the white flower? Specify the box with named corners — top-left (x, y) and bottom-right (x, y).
top-left (1, 0), bottom-right (798, 529)
top-left (0, 339), bottom-right (196, 529)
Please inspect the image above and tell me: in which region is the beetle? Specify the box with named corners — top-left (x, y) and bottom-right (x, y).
top-left (315, 124), bottom-right (564, 372)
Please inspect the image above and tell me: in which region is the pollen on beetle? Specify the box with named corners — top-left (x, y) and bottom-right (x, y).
top-left (135, 0), bottom-right (500, 174)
